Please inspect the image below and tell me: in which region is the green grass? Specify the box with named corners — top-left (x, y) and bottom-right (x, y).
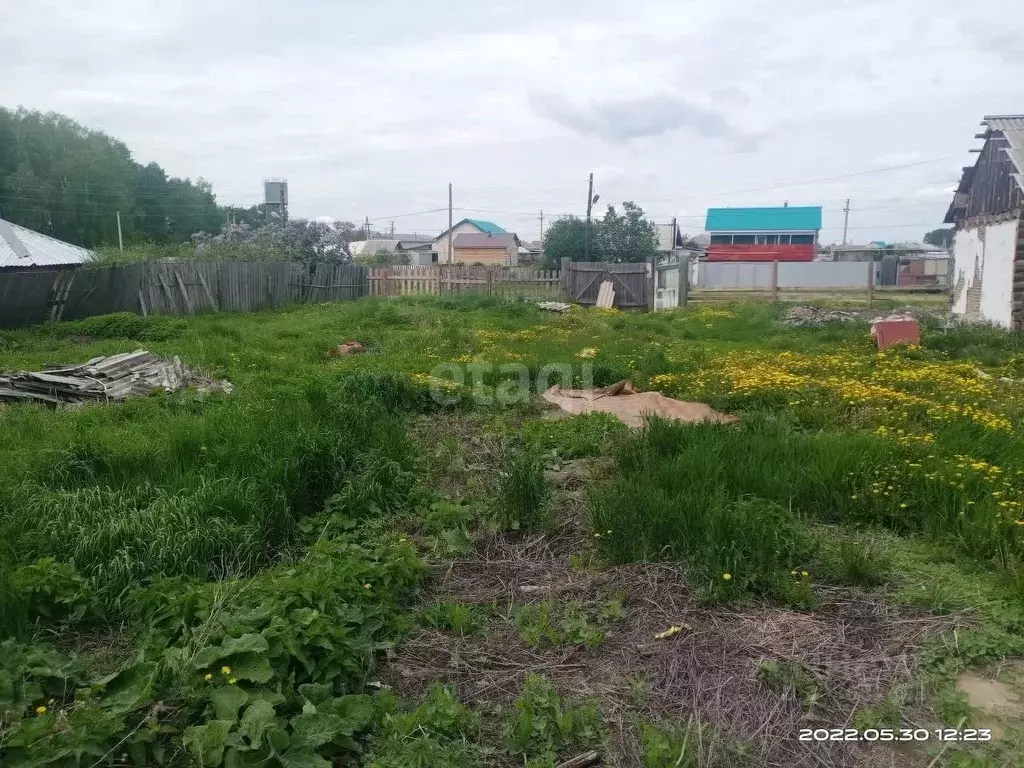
top-left (4, 295), bottom-right (1024, 765)
top-left (497, 442), bottom-right (551, 531)
top-left (514, 600), bottom-right (607, 649)
top-left (504, 674), bottom-right (605, 765)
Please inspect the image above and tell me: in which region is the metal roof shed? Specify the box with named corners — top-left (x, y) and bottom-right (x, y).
top-left (0, 217), bottom-right (94, 269)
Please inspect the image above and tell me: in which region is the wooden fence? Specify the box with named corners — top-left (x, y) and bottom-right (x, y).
top-left (0, 262), bottom-right (368, 328)
top-left (566, 261), bottom-right (651, 308)
top-left (368, 265), bottom-right (564, 300)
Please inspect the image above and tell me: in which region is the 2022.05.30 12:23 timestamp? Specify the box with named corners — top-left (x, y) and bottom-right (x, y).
top-left (799, 728), bottom-right (993, 742)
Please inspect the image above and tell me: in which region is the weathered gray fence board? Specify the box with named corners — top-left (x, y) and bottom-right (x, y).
top-left (304, 264), bottom-right (367, 303)
top-left (568, 262), bottom-right (649, 307)
top-left (61, 266), bottom-right (140, 320)
top-left (0, 270), bottom-right (62, 327)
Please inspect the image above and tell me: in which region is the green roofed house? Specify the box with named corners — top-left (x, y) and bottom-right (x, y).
top-left (705, 206), bottom-right (822, 262)
top-left (431, 218), bottom-right (507, 264)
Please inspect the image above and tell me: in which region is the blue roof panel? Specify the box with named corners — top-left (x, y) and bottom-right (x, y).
top-left (465, 218), bottom-right (506, 235)
top-left (705, 206), bottom-right (822, 232)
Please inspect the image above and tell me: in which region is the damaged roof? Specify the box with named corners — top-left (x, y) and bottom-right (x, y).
top-left (944, 115), bottom-right (1024, 224)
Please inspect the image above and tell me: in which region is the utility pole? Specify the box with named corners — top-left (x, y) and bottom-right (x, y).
top-left (842, 198), bottom-right (851, 246)
top-left (364, 216), bottom-right (371, 240)
top-left (116, 211), bottom-right (124, 252)
top-left (584, 172), bottom-right (594, 261)
top-left (389, 221), bottom-right (394, 238)
top-left (539, 209), bottom-right (544, 265)
top-left (448, 183), bottom-right (454, 265)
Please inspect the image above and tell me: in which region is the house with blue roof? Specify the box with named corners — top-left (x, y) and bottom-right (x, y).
top-left (705, 206), bottom-right (822, 262)
top-left (430, 218), bottom-right (507, 264)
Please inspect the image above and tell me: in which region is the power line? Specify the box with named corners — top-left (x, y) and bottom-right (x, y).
top-left (365, 207), bottom-right (448, 222)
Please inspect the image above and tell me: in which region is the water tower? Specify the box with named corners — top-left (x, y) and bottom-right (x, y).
top-left (263, 179), bottom-right (289, 222)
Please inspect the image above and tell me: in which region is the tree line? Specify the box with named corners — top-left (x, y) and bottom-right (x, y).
top-left (0, 107), bottom-right (227, 248)
top-left (0, 107), bottom-right (366, 263)
top-left (1, 106), bottom-right (672, 266)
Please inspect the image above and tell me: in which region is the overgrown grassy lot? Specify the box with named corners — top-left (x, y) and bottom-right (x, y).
top-left (2, 297), bottom-right (1024, 767)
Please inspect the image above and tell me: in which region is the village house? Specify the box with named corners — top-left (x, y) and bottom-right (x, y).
top-left (431, 218), bottom-right (507, 264)
top-left (945, 115), bottom-right (1024, 329)
top-left (704, 206), bottom-right (821, 262)
top-left (452, 232), bottom-right (521, 266)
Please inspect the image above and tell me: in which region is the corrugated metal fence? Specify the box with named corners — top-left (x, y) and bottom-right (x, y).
top-left (0, 262), bottom-right (368, 328)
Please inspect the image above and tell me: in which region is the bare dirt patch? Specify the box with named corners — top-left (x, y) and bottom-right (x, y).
top-left (395, 414), bottom-right (965, 767)
top-left (383, 460), bottom-right (959, 768)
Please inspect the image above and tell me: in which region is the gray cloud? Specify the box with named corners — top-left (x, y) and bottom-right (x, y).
top-left (1, 0), bottom-right (1023, 242)
top-left (531, 92), bottom-right (739, 143)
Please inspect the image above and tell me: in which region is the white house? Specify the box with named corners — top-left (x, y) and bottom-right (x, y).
top-left (945, 115), bottom-right (1024, 329)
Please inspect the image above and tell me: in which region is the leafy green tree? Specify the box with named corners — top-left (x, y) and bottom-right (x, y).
top-left (923, 227), bottom-right (954, 249)
top-left (598, 201), bottom-right (659, 263)
top-left (541, 202), bottom-right (659, 267)
top-left (541, 216), bottom-right (588, 267)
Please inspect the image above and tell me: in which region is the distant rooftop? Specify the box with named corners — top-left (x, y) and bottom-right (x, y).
top-left (705, 206), bottom-right (823, 233)
top-left (435, 218), bottom-right (507, 241)
top-left (0, 217), bottom-right (93, 268)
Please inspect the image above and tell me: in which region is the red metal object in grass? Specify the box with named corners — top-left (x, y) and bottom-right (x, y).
top-left (873, 319), bottom-right (920, 350)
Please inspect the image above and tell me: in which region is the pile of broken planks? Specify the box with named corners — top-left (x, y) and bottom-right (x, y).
top-left (0, 350), bottom-right (233, 406)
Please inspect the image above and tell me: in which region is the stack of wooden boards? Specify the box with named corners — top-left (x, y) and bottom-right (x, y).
top-left (0, 350), bottom-right (233, 405)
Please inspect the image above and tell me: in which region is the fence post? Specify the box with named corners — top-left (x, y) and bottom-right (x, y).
top-left (867, 260), bottom-right (875, 308)
top-left (647, 258), bottom-right (656, 311)
top-left (771, 260), bottom-right (779, 302)
top-left (679, 254), bottom-right (688, 307)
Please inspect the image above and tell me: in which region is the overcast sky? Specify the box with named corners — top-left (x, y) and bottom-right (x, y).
top-left (4, 0), bottom-right (1024, 243)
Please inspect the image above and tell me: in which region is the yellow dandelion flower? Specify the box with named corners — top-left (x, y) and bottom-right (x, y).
top-left (221, 666), bottom-right (231, 676)
top-left (35, 706), bottom-right (47, 715)
top-left (204, 673), bottom-right (213, 681)
top-left (722, 572), bottom-right (732, 581)
top-left (801, 571), bottom-right (809, 578)
top-left (229, 678), bottom-right (237, 685)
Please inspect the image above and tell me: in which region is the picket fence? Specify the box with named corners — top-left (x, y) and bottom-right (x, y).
top-left (367, 265), bottom-right (564, 300)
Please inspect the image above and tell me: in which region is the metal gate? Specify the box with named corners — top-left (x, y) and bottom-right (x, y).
top-left (567, 262), bottom-right (650, 308)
